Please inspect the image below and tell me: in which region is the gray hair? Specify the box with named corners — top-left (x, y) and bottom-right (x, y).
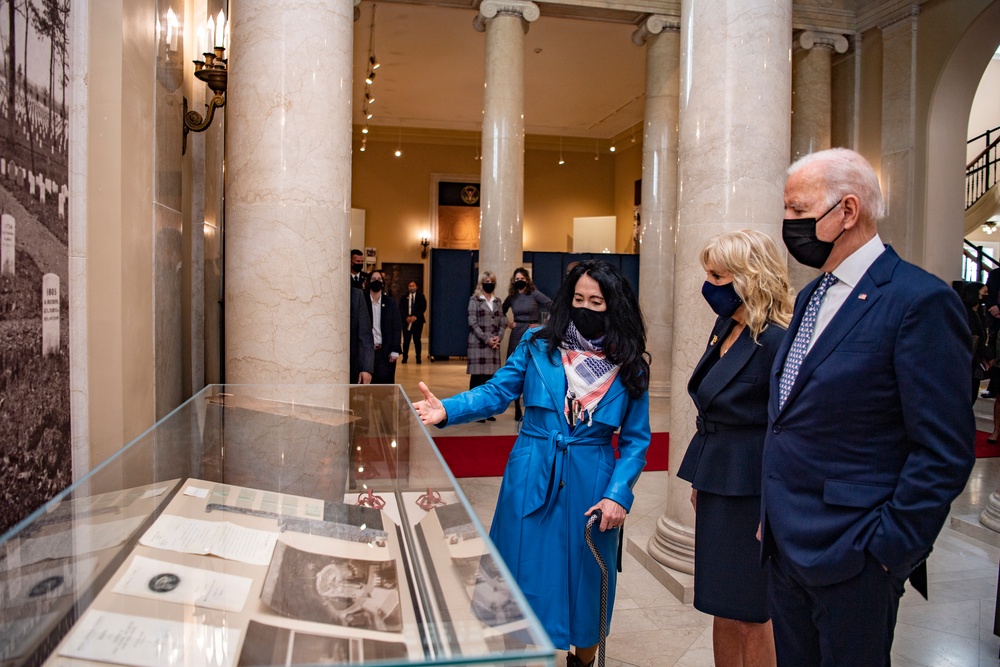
top-left (789, 148), bottom-right (885, 223)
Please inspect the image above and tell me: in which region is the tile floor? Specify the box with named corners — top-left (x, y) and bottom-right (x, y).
top-left (394, 356), bottom-right (1000, 666)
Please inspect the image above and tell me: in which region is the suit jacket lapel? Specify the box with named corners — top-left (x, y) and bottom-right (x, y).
top-left (697, 324), bottom-right (756, 410)
top-left (776, 247), bottom-right (898, 414)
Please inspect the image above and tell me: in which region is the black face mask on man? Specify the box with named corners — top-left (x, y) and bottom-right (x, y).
top-left (782, 199), bottom-right (844, 269)
top-left (572, 306), bottom-right (606, 340)
top-left (351, 263), bottom-right (364, 273)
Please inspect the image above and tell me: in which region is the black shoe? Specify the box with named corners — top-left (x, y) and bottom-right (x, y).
top-left (486, 416), bottom-right (496, 422)
top-left (401, 358), bottom-right (407, 364)
top-left (983, 391), bottom-right (996, 399)
top-left (477, 419), bottom-right (487, 423)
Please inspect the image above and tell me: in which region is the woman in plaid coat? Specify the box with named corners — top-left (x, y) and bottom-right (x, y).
top-left (466, 271), bottom-right (506, 397)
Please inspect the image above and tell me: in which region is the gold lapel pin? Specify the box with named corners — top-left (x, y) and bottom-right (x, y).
top-left (710, 335), bottom-right (719, 346)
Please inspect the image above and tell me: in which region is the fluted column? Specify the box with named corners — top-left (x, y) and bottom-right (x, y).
top-left (789, 29), bottom-right (848, 290)
top-left (648, 0), bottom-right (792, 579)
top-left (633, 17), bottom-right (680, 400)
top-left (879, 5), bottom-right (919, 260)
top-left (225, 0), bottom-right (357, 383)
top-left (473, 0), bottom-right (538, 287)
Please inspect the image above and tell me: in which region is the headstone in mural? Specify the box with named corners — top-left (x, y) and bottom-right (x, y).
top-left (42, 274), bottom-right (60, 357)
top-left (58, 191), bottom-right (66, 219)
top-left (1, 214), bottom-right (13, 276)
top-left (28, 170), bottom-right (34, 195)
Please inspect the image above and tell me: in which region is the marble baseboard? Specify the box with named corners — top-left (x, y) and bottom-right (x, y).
top-left (950, 513), bottom-right (1000, 549)
top-left (626, 536), bottom-right (694, 605)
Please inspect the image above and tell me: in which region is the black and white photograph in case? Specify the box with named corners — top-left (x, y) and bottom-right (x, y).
top-left (260, 542), bottom-right (403, 632)
top-left (236, 621), bottom-right (409, 666)
top-left (0, 0), bottom-right (72, 535)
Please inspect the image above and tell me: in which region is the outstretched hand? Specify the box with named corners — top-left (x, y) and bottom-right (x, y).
top-left (413, 381), bottom-right (447, 426)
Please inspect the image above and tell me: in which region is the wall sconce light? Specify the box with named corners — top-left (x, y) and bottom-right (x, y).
top-left (182, 10), bottom-right (229, 155)
top-left (420, 236), bottom-right (430, 259)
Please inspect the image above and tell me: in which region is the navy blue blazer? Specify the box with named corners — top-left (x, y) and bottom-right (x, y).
top-left (761, 246), bottom-right (975, 590)
top-left (677, 317), bottom-right (787, 496)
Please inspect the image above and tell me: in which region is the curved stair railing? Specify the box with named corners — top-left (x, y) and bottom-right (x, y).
top-left (967, 125), bottom-right (1000, 210)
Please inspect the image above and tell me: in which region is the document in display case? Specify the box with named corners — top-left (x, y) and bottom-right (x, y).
top-left (0, 385), bottom-right (553, 667)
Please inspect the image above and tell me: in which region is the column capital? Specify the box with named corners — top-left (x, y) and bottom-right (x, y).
top-left (631, 14), bottom-right (680, 47)
top-left (473, 0), bottom-right (540, 32)
top-left (878, 4), bottom-right (919, 33)
top-left (798, 29), bottom-right (849, 54)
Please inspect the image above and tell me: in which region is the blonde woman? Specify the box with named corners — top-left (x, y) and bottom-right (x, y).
top-left (466, 272), bottom-right (506, 418)
top-left (676, 230), bottom-right (794, 667)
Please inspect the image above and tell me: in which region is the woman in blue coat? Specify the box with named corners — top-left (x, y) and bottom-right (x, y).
top-left (415, 261), bottom-right (651, 667)
top-left (676, 230), bottom-right (793, 667)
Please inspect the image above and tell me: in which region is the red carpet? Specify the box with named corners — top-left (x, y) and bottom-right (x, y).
top-left (435, 431), bottom-right (669, 478)
top-left (976, 430), bottom-right (1000, 458)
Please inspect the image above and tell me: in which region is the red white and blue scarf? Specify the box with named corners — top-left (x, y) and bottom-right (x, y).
top-left (559, 322), bottom-right (619, 427)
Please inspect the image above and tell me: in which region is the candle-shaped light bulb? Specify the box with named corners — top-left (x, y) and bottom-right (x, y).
top-left (216, 10), bottom-right (225, 48)
top-left (206, 17), bottom-right (214, 53)
top-left (196, 26), bottom-right (205, 57)
top-left (223, 22), bottom-right (230, 52)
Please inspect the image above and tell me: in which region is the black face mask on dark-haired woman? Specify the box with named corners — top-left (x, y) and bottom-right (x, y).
top-left (572, 306), bottom-right (606, 339)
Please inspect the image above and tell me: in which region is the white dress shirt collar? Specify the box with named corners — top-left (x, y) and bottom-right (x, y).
top-left (831, 233), bottom-right (885, 289)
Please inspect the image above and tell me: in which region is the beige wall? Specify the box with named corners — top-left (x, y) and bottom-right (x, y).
top-left (968, 57), bottom-right (1000, 163)
top-left (352, 138), bottom-right (640, 264)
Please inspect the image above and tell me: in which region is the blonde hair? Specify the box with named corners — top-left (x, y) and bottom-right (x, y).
top-left (474, 270), bottom-right (498, 299)
top-left (700, 230), bottom-right (794, 341)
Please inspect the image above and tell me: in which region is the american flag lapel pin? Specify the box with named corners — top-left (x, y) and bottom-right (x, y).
top-left (858, 294), bottom-right (868, 300)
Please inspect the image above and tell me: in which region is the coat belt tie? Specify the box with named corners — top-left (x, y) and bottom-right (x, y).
top-left (520, 421), bottom-right (605, 519)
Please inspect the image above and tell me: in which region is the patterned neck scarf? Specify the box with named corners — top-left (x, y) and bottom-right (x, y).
top-left (559, 322), bottom-right (620, 427)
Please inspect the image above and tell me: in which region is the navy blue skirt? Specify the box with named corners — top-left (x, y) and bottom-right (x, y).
top-left (693, 490), bottom-right (770, 623)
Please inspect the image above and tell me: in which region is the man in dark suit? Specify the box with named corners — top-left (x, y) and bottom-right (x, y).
top-left (761, 148), bottom-right (975, 666)
top-left (399, 281), bottom-right (427, 364)
top-left (365, 269), bottom-right (403, 384)
top-left (350, 248), bottom-right (368, 290)
top-left (349, 287), bottom-right (373, 384)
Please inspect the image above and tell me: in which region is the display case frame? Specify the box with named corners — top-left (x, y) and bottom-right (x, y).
top-left (0, 384), bottom-right (554, 667)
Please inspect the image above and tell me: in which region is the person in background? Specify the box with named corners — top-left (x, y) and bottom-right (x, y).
top-left (399, 281), bottom-right (427, 364)
top-left (762, 147), bottom-right (975, 666)
top-left (466, 271), bottom-right (505, 421)
top-left (677, 230), bottom-right (793, 667)
top-left (960, 281), bottom-right (994, 408)
top-left (502, 268), bottom-right (552, 421)
top-left (349, 287), bottom-right (373, 384)
top-left (982, 266), bottom-right (1000, 398)
top-left (350, 249), bottom-right (368, 290)
top-left (413, 260), bottom-right (651, 667)
top-left (365, 269), bottom-right (402, 384)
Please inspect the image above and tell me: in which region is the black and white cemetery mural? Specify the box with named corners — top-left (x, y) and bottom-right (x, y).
top-left (0, 0), bottom-right (71, 534)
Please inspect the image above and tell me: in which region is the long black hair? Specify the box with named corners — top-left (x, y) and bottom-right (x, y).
top-left (534, 260), bottom-right (650, 398)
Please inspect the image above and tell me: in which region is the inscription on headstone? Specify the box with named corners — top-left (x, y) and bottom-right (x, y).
top-left (1, 214), bottom-right (13, 276)
top-left (42, 274), bottom-right (60, 356)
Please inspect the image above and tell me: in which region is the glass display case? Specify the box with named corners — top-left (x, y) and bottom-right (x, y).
top-left (0, 385), bottom-right (554, 667)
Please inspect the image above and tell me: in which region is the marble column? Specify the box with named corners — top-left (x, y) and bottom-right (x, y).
top-left (473, 0), bottom-right (538, 288)
top-left (789, 29), bottom-right (848, 290)
top-left (632, 17), bottom-right (680, 400)
top-left (225, 0), bottom-right (357, 384)
top-left (879, 6), bottom-right (919, 260)
top-left (647, 0), bottom-right (792, 582)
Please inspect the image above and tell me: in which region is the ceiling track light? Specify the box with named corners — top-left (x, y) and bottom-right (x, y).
top-left (362, 124), bottom-right (368, 134)
top-left (558, 136), bottom-right (565, 165)
top-left (395, 124), bottom-right (402, 158)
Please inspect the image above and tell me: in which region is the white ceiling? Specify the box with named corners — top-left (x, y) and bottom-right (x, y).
top-left (352, 1), bottom-right (647, 142)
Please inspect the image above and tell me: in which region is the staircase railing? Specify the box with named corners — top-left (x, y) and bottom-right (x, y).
top-left (964, 239), bottom-right (1000, 282)
top-left (967, 125), bottom-right (1000, 210)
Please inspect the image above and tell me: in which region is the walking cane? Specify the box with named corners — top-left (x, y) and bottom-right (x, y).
top-left (584, 509), bottom-right (608, 667)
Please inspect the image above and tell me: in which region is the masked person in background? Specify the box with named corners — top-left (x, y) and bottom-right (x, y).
top-left (414, 261), bottom-right (651, 667)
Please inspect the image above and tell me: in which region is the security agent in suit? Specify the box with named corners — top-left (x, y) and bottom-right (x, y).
top-left (399, 281), bottom-right (427, 364)
top-left (350, 249), bottom-right (368, 290)
top-left (365, 270), bottom-right (403, 384)
top-left (761, 148), bottom-right (976, 666)
top-left (349, 287), bottom-right (374, 384)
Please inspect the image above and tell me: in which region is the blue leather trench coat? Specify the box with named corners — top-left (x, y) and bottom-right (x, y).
top-left (440, 331), bottom-right (651, 649)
